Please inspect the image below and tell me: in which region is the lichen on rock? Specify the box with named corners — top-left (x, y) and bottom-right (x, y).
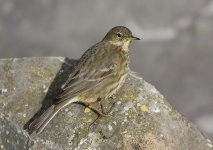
top-left (0, 57), bottom-right (212, 150)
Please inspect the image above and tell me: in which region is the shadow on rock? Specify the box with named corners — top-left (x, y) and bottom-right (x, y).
top-left (23, 58), bottom-right (79, 134)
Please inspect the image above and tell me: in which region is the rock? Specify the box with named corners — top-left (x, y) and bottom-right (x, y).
top-left (0, 57), bottom-right (212, 150)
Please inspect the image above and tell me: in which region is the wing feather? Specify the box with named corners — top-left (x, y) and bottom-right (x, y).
top-left (55, 62), bottom-right (116, 104)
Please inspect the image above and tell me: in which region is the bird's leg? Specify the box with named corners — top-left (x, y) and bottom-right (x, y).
top-left (86, 102), bottom-right (116, 129)
top-left (75, 96), bottom-right (115, 116)
top-left (74, 101), bottom-right (116, 129)
top-left (88, 101), bottom-right (116, 116)
top-left (73, 101), bottom-right (105, 129)
top-left (87, 99), bottom-right (116, 116)
top-left (74, 101), bottom-right (111, 117)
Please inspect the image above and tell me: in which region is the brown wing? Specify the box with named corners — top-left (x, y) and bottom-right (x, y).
top-left (56, 62), bottom-right (116, 102)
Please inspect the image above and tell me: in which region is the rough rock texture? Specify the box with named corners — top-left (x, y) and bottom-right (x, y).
top-left (0, 57), bottom-right (212, 150)
top-left (1, 0), bottom-right (213, 140)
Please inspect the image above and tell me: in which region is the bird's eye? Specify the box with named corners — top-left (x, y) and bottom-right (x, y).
top-left (117, 32), bottom-right (122, 38)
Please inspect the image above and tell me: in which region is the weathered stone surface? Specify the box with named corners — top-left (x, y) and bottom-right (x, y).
top-left (0, 57), bottom-right (212, 150)
top-left (1, 0), bottom-right (213, 140)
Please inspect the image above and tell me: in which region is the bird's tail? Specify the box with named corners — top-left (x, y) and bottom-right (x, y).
top-left (27, 104), bottom-right (60, 135)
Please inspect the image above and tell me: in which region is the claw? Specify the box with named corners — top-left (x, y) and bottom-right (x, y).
top-left (74, 101), bottom-right (116, 129)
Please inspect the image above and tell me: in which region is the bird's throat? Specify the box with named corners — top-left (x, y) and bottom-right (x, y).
top-left (122, 40), bottom-right (131, 52)
top-left (108, 40), bottom-right (130, 52)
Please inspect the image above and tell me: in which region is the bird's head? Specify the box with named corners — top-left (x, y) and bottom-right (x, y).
top-left (103, 26), bottom-right (140, 51)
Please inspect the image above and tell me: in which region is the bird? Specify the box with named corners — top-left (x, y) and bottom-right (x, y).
top-left (26, 26), bottom-right (140, 135)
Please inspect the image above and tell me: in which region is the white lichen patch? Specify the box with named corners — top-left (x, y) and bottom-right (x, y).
top-left (122, 102), bottom-right (134, 113)
top-left (207, 139), bottom-right (213, 148)
top-left (122, 112), bottom-right (129, 124)
top-left (6, 130), bottom-right (9, 135)
top-left (150, 87), bottom-right (158, 94)
top-left (113, 121), bottom-right (117, 125)
top-left (1, 88), bottom-right (8, 93)
top-left (44, 88), bottom-right (48, 93)
top-left (67, 112), bottom-right (74, 118)
top-left (108, 124), bottom-right (113, 131)
top-left (150, 102), bottom-right (161, 113)
top-left (0, 113), bottom-right (4, 119)
top-left (17, 129), bottom-right (21, 134)
top-left (36, 138), bottom-right (61, 150)
top-left (75, 132), bottom-right (101, 150)
top-left (79, 138), bottom-right (87, 146)
top-left (117, 101), bottom-right (121, 105)
top-left (136, 88), bottom-right (146, 104)
top-left (144, 82), bottom-right (159, 95)
top-left (42, 85), bottom-right (46, 89)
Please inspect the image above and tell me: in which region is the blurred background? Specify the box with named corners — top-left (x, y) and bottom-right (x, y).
top-left (0, 0), bottom-right (213, 140)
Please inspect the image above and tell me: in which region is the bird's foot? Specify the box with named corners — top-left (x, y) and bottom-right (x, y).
top-left (87, 102), bottom-right (116, 129)
top-left (74, 101), bottom-right (116, 129)
top-left (89, 102), bottom-right (115, 117)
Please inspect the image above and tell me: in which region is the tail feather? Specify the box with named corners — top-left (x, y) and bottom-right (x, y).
top-left (28, 105), bottom-right (60, 135)
top-left (25, 98), bottom-right (78, 135)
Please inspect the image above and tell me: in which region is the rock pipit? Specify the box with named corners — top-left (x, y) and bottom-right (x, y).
top-left (26, 26), bottom-right (140, 135)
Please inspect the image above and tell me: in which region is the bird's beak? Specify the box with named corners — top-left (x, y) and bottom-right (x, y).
top-left (130, 35), bottom-right (140, 40)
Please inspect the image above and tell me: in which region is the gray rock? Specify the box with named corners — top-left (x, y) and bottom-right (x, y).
top-left (0, 57), bottom-right (212, 150)
top-left (1, 0), bottom-right (213, 140)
